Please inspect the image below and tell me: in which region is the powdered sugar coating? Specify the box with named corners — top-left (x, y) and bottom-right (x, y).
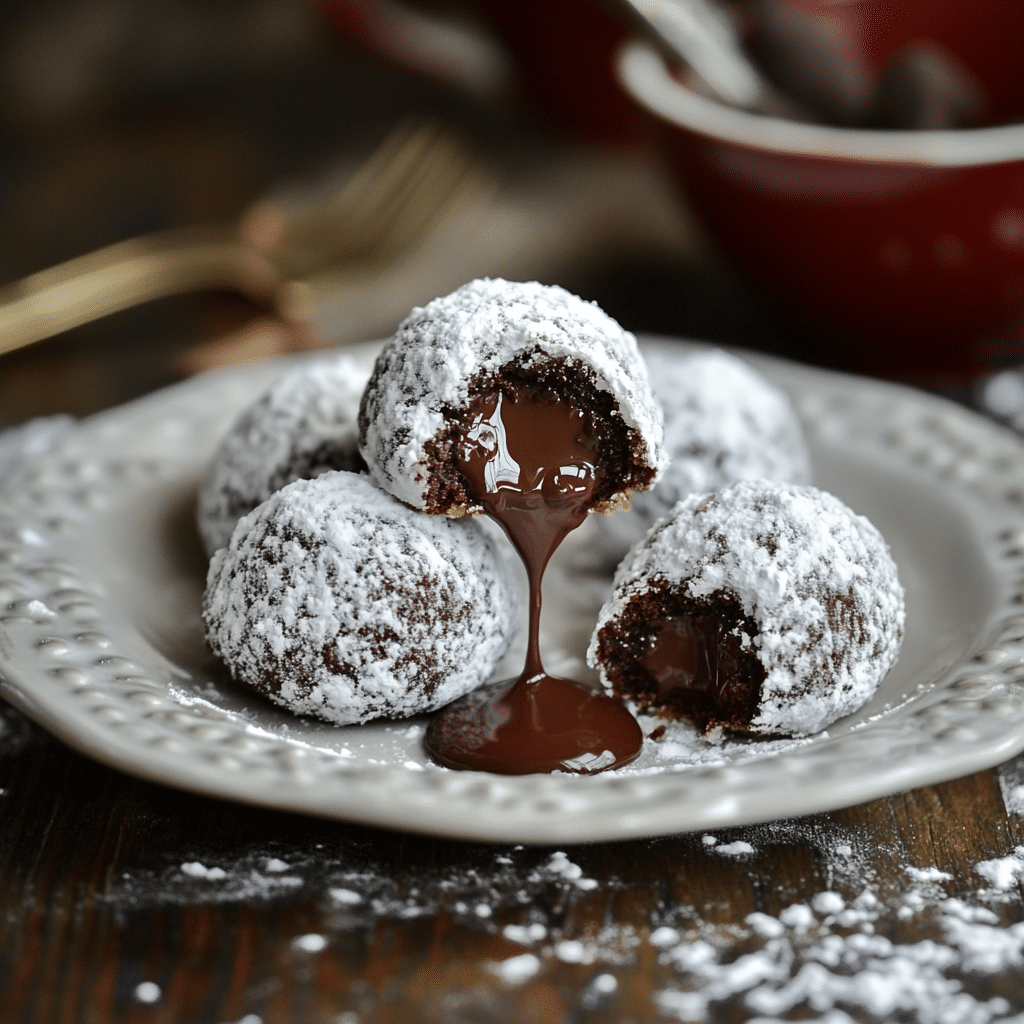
top-left (197, 355), bottom-right (370, 556)
top-left (204, 472), bottom-right (519, 725)
top-left (588, 480), bottom-right (905, 736)
top-left (595, 347), bottom-right (811, 558)
top-left (358, 278), bottom-right (666, 513)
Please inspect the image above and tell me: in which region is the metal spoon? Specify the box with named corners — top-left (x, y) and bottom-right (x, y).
top-left (619, 0), bottom-right (770, 109)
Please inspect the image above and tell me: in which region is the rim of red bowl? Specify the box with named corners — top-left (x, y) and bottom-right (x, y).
top-left (618, 39), bottom-right (1024, 167)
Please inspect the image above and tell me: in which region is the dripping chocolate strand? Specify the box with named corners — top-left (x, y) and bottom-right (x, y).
top-left (424, 382), bottom-right (642, 776)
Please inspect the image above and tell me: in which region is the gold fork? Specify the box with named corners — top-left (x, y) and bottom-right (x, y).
top-left (0, 122), bottom-right (481, 360)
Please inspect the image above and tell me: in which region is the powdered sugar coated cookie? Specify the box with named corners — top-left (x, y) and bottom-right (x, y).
top-left (197, 355), bottom-right (369, 556)
top-left (594, 347), bottom-right (811, 560)
top-left (589, 480), bottom-right (904, 737)
top-left (204, 472), bottom-right (519, 725)
top-left (358, 278), bottom-right (666, 515)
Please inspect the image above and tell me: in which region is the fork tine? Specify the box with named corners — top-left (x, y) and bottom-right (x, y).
top-left (268, 123), bottom-right (478, 278)
top-left (366, 138), bottom-right (483, 261)
top-left (0, 227), bottom-right (281, 358)
top-left (0, 121), bottom-right (481, 360)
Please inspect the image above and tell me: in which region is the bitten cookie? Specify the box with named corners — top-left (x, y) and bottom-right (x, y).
top-left (593, 346), bottom-right (811, 559)
top-left (588, 480), bottom-right (904, 737)
top-left (197, 354), bottom-right (370, 556)
top-left (358, 278), bottom-right (667, 516)
top-left (204, 472), bottom-right (520, 725)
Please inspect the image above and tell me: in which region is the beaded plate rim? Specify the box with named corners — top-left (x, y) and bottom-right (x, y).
top-left (1, 337), bottom-right (1023, 844)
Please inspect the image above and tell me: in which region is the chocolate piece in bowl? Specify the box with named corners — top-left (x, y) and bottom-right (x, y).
top-left (196, 355), bottom-right (369, 557)
top-left (589, 479), bottom-right (905, 738)
top-left (617, 27), bottom-right (1024, 377)
top-left (359, 278), bottom-right (667, 775)
top-left (203, 471), bottom-right (519, 726)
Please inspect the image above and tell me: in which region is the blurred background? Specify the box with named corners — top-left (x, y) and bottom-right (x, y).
top-left (0, 0), bottom-right (820, 427)
top-left (1, 0), bottom-right (1023, 426)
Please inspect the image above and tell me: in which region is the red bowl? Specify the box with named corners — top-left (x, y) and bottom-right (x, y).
top-left (618, 39), bottom-right (1024, 377)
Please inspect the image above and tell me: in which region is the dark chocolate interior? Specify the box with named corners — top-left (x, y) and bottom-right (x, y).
top-left (594, 583), bottom-right (766, 734)
top-left (421, 355), bottom-right (654, 517)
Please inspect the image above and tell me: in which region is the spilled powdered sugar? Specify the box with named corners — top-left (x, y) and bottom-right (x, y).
top-left (638, 823), bottom-right (1024, 1023)
top-left (101, 819), bottom-right (1024, 1023)
top-left (976, 849), bottom-right (1024, 896)
top-left (629, 711), bottom-right (815, 771)
top-left (107, 845), bottom-right (605, 920)
top-left (114, 851), bottom-right (305, 906)
top-left (2, 690), bottom-right (1011, 1018)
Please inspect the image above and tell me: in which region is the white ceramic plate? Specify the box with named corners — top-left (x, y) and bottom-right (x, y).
top-left (2, 337), bottom-right (1024, 844)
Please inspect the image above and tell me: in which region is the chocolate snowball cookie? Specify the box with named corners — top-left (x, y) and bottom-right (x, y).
top-left (197, 355), bottom-right (370, 556)
top-left (588, 480), bottom-right (905, 737)
top-left (593, 347), bottom-right (811, 559)
top-left (358, 278), bottom-right (666, 516)
top-left (204, 472), bottom-right (519, 725)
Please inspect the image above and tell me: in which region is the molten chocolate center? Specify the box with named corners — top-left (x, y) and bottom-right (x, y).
top-left (625, 602), bottom-right (764, 730)
top-left (424, 383), bottom-right (643, 775)
top-left (643, 614), bottom-right (730, 702)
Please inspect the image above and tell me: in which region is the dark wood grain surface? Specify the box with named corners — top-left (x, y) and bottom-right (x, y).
top-left (2, 699), bottom-right (1023, 1024)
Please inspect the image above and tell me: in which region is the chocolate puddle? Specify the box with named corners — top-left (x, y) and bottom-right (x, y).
top-left (424, 383), bottom-right (642, 775)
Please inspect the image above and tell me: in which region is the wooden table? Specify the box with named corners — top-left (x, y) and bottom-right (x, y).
top-left (2, 694), bottom-right (1023, 1023)
top-left (1, 173), bottom-right (1022, 1024)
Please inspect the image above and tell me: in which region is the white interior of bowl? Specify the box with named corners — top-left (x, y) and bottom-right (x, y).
top-left (617, 39), bottom-right (1024, 166)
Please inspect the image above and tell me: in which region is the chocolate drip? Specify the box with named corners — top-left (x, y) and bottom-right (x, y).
top-left (424, 383), bottom-right (642, 775)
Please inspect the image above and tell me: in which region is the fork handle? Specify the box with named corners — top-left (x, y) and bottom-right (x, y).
top-left (0, 226), bottom-right (284, 358)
